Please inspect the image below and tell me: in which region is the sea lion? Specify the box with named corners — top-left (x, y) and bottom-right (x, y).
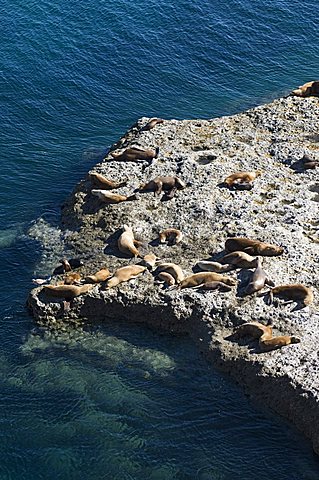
top-left (225, 237), bottom-right (284, 256)
top-left (179, 272), bottom-right (236, 289)
top-left (139, 176), bottom-right (186, 197)
top-left (193, 281), bottom-right (232, 292)
top-left (64, 272), bottom-right (82, 285)
top-left (159, 228), bottom-right (183, 245)
top-left (291, 80), bottom-right (319, 97)
top-left (259, 335), bottom-right (301, 352)
top-left (106, 265), bottom-right (146, 288)
top-left (89, 172), bottom-right (127, 189)
top-left (301, 155), bottom-right (318, 170)
top-left (110, 146), bottom-right (159, 162)
top-left (223, 171), bottom-right (262, 189)
top-left (53, 258), bottom-right (83, 275)
top-left (85, 268), bottom-right (111, 283)
top-left (141, 253), bottom-right (157, 270)
top-left (234, 321), bottom-right (272, 340)
top-left (56, 258), bottom-right (71, 273)
top-left (269, 284), bottom-right (313, 307)
top-left (155, 263), bottom-right (185, 283)
top-left (234, 321), bottom-right (299, 352)
top-left (91, 190), bottom-right (137, 204)
top-left (156, 271), bottom-right (176, 286)
top-left (43, 284), bottom-right (94, 301)
top-left (219, 251), bottom-right (258, 269)
top-left (244, 258), bottom-right (274, 295)
top-left (195, 261), bottom-right (234, 273)
top-left (118, 225), bottom-right (142, 258)
top-left (141, 118), bottom-right (164, 131)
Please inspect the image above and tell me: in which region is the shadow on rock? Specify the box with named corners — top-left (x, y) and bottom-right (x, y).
top-left (82, 194), bottom-right (105, 215)
top-left (290, 159), bottom-right (304, 173)
top-left (103, 230), bottom-right (124, 258)
top-left (224, 332), bottom-right (261, 354)
top-left (235, 269), bottom-right (253, 297)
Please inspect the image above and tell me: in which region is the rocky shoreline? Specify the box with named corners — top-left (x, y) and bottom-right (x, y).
top-left (28, 94), bottom-right (319, 452)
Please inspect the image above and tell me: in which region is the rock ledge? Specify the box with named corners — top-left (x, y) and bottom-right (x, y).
top-left (28, 96), bottom-right (319, 453)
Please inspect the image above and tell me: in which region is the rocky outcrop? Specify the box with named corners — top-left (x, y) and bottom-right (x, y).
top-left (28, 95), bottom-right (319, 452)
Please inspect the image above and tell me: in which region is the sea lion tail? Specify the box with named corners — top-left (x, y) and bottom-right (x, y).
top-left (126, 194), bottom-right (138, 202)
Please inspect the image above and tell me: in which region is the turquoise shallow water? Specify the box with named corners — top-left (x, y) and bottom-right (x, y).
top-left (1, 0), bottom-right (319, 477)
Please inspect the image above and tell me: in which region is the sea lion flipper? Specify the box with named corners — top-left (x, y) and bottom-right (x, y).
top-left (265, 278), bottom-right (275, 287)
top-left (133, 240), bottom-right (143, 247)
top-left (155, 181), bottom-right (163, 196)
top-left (166, 187), bottom-right (177, 199)
top-left (267, 290), bottom-right (273, 305)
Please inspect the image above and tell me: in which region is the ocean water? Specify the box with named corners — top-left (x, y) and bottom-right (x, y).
top-left (0, 0), bottom-right (319, 478)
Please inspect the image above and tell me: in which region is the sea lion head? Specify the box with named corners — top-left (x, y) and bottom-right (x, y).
top-left (262, 244), bottom-right (285, 256)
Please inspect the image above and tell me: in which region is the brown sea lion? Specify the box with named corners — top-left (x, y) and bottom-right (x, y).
top-left (139, 176), bottom-right (186, 197)
top-left (141, 253), bottom-right (157, 270)
top-left (91, 189), bottom-right (137, 204)
top-left (234, 321), bottom-right (300, 352)
top-left (156, 271), bottom-right (176, 286)
top-left (106, 265), bottom-right (146, 288)
top-left (63, 272), bottom-right (82, 285)
top-left (159, 228), bottom-right (183, 245)
top-left (118, 225), bottom-right (142, 258)
top-left (110, 146), bottom-right (159, 162)
top-left (155, 263), bottom-right (185, 283)
top-left (259, 335), bottom-right (301, 352)
top-left (195, 261), bottom-right (234, 273)
top-left (234, 321), bottom-right (272, 340)
top-left (291, 80), bottom-right (319, 97)
top-left (245, 258), bottom-right (274, 295)
top-left (85, 268), bottom-right (111, 283)
top-left (179, 272), bottom-right (236, 289)
top-left (269, 284), bottom-right (313, 307)
top-left (193, 281), bottom-right (232, 292)
top-left (224, 171), bottom-right (262, 189)
top-left (53, 258), bottom-right (83, 275)
top-left (225, 237), bottom-right (284, 256)
top-left (219, 251), bottom-right (258, 269)
top-left (89, 172), bottom-right (127, 189)
top-left (141, 118), bottom-right (164, 131)
top-left (43, 284), bottom-right (94, 301)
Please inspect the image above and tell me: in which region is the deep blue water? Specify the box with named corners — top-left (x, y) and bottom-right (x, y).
top-left (1, 0), bottom-right (319, 478)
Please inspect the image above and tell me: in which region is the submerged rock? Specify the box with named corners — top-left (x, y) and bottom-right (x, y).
top-left (28, 95), bottom-right (319, 453)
